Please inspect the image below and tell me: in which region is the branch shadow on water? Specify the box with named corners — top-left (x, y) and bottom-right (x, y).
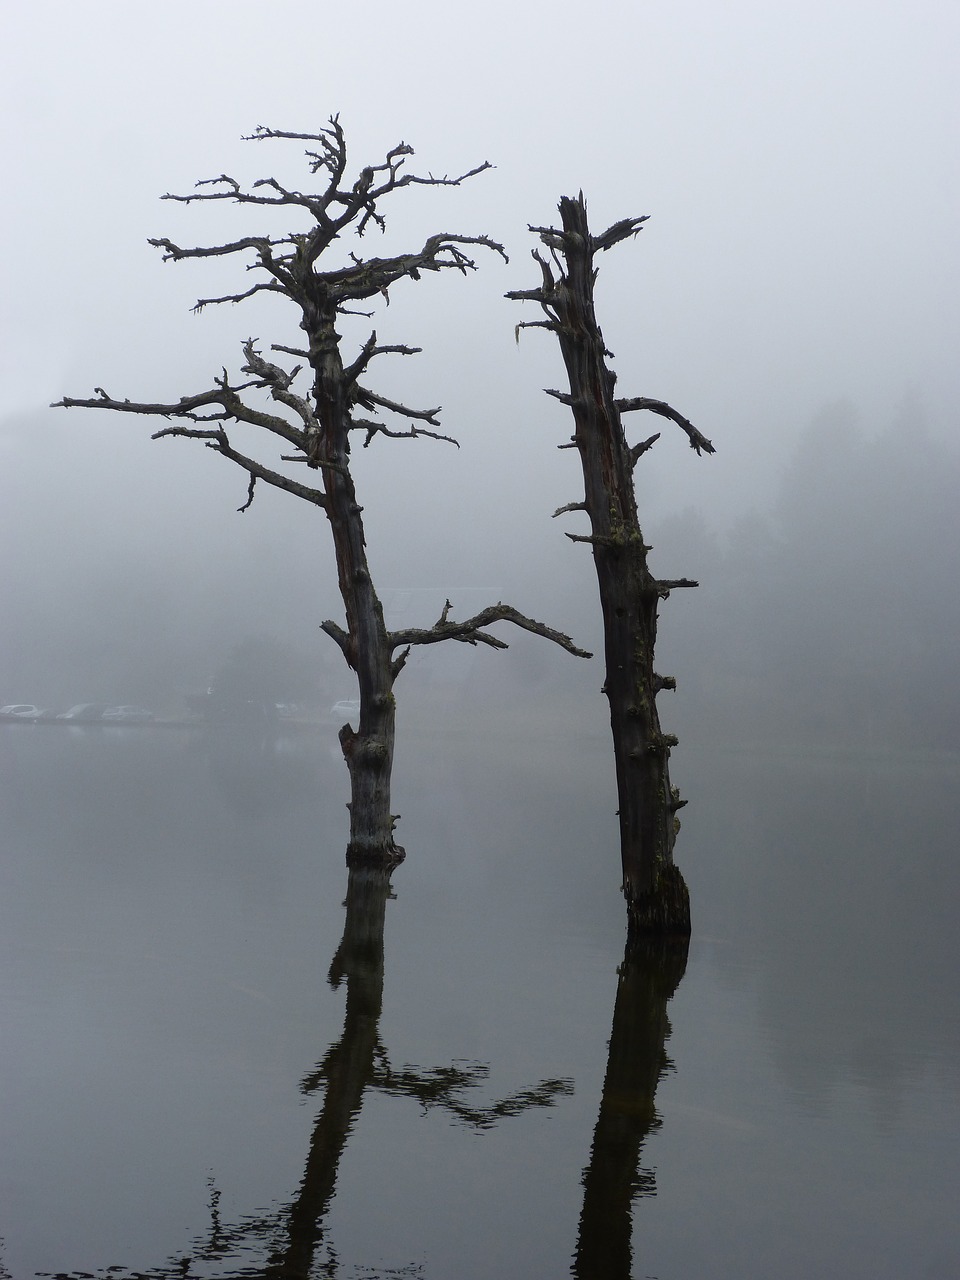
top-left (572, 934), bottom-right (690, 1280)
top-left (41, 856), bottom-right (574, 1280)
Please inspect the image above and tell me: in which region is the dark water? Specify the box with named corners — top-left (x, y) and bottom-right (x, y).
top-left (1, 716), bottom-right (958, 1278)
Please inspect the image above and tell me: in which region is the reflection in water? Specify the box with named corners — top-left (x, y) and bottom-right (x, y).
top-left (268, 865), bottom-right (393, 1278)
top-left (9, 731), bottom-right (960, 1276)
top-left (49, 862), bottom-right (573, 1279)
top-left (573, 936), bottom-right (689, 1280)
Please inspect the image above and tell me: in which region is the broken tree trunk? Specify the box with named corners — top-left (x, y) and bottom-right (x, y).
top-left (508, 194), bottom-right (715, 935)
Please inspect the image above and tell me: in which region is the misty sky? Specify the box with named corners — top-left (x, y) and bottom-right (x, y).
top-left (1, 0), bottom-right (957, 703)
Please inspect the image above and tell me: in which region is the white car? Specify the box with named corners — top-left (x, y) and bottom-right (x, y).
top-left (0, 704), bottom-right (43, 720)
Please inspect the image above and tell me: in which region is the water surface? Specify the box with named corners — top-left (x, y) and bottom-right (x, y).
top-left (1, 719), bottom-right (958, 1278)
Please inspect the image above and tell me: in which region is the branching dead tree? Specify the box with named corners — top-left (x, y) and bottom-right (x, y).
top-left (55, 120), bottom-right (589, 867)
top-left (508, 194), bottom-right (715, 935)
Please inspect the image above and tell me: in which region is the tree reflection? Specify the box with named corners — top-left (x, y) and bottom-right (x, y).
top-left (266, 864), bottom-right (393, 1279)
top-left (572, 935), bottom-right (689, 1280)
top-left (46, 864), bottom-right (572, 1279)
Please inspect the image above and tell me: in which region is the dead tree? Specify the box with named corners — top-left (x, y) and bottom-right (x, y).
top-left (55, 121), bottom-right (589, 868)
top-left (508, 194), bottom-right (715, 935)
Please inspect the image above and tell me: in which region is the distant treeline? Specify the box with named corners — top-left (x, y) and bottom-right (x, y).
top-left (652, 399), bottom-right (960, 749)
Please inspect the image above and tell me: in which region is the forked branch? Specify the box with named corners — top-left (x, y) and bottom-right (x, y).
top-left (149, 120), bottom-right (504, 311)
top-left (53, 373), bottom-right (326, 510)
top-left (617, 397), bottom-right (715, 455)
top-left (388, 601), bottom-right (591, 659)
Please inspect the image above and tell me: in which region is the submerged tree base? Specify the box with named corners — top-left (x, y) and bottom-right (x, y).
top-left (626, 863), bottom-right (692, 938)
top-left (345, 841), bottom-right (406, 871)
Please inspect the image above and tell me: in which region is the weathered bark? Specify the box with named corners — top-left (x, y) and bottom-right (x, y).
top-left (55, 121), bottom-right (589, 868)
top-left (306, 281), bottom-right (405, 866)
top-left (574, 934), bottom-right (689, 1279)
top-left (508, 195), bottom-right (714, 935)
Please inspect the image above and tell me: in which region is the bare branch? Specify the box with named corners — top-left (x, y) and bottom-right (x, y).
top-left (221, 396), bottom-right (307, 449)
top-left (320, 619), bottom-right (351, 660)
top-left (544, 388), bottom-right (573, 405)
top-left (553, 501), bottom-right (588, 518)
top-left (321, 233), bottom-right (508, 305)
top-left (527, 224), bottom-right (568, 249)
top-left (159, 120), bottom-right (498, 265)
top-left (160, 183), bottom-right (328, 222)
top-left (191, 281), bottom-right (287, 313)
top-left (628, 433), bottom-right (661, 467)
top-left (148, 422), bottom-right (328, 509)
top-left (238, 473), bottom-right (257, 513)
top-left (354, 387), bottom-right (441, 425)
top-left (148, 234), bottom-right (283, 262)
top-left (359, 421), bottom-right (459, 449)
top-left (55, 386), bottom-right (236, 418)
top-left (512, 319), bottom-right (557, 340)
top-left (390, 645), bottom-right (412, 680)
top-left (616, 397), bottom-right (716, 455)
top-left (148, 424), bottom-right (222, 441)
top-left (244, 124), bottom-right (346, 148)
top-left (529, 209), bottom-right (627, 287)
top-left (388, 603), bottom-right (590, 659)
top-left (342, 332), bottom-right (422, 388)
top-left (591, 215), bottom-right (650, 253)
top-left (434, 599), bottom-right (453, 626)
top-left (54, 374), bottom-right (324, 508)
top-left (56, 351), bottom-right (312, 454)
top-left (240, 340), bottom-right (317, 436)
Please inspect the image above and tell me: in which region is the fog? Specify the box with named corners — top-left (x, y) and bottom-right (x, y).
top-left (4, 14), bottom-right (960, 1272)
top-left (1, 0), bottom-right (957, 732)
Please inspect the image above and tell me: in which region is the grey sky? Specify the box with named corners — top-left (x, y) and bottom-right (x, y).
top-left (1, 0), bottom-right (957, 670)
top-left (6, 1), bottom-right (958, 460)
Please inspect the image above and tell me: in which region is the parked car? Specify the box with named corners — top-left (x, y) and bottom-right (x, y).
top-left (56, 704), bottom-right (110, 722)
top-left (0, 704), bottom-right (43, 720)
top-left (101, 706), bottom-right (155, 723)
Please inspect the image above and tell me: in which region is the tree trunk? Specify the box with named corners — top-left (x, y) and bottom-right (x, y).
top-left (308, 295), bottom-right (404, 867)
top-left (511, 195), bottom-right (704, 935)
top-left (339, 680), bottom-right (401, 868)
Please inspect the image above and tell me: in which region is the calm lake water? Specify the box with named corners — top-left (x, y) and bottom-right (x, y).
top-left (1, 712), bottom-right (958, 1279)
